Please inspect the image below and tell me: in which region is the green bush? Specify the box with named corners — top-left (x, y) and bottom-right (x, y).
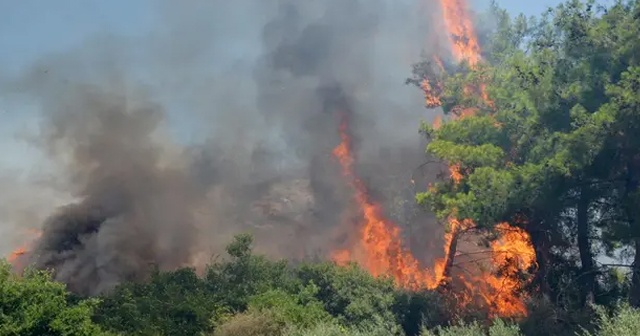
top-left (94, 267), bottom-right (225, 335)
top-left (11, 233), bottom-right (640, 336)
top-left (248, 285), bottom-right (333, 329)
top-left (296, 262), bottom-right (400, 331)
top-left (213, 310), bottom-right (285, 336)
top-left (581, 304), bottom-right (640, 336)
top-left (205, 234), bottom-right (300, 311)
top-left (421, 319), bottom-right (522, 336)
top-left (393, 289), bottom-right (448, 335)
top-left (0, 261), bottom-right (111, 336)
top-left (284, 321), bottom-right (396, 336)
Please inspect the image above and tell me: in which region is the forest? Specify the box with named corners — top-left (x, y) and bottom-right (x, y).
top-left (3, 0), bottom-right (640, 335)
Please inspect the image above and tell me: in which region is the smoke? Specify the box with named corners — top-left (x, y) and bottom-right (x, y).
top-left (1, 0), bottom-right (443, 295)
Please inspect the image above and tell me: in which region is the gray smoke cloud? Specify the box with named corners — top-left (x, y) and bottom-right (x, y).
top-left (1, 0), bottom-right (443, 295)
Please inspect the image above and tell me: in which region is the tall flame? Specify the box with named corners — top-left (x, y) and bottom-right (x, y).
top-left (331, 112), bottom-right (443, 290)
top-left (435, 0), bottom-right (493, 109)
top-left (439, 0), bottom-right (481, 67)
top-left (330, 111), bottom-right (535, 318)
top-left (332, 0), bottom-right (536, 319)
top-left (432, 0), bottom-right (535, 317)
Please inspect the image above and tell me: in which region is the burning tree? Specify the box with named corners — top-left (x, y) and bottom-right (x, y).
top-left (407, 0), bottom-right (538, 318)
top-left (414, 0), bottom-right (640, 317)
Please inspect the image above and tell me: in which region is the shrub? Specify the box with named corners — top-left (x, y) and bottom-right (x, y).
top-left (581, 304), bottom-right (640, 336)
top-left (421, 319), bottom-right (522, 336)
top-left (393, 289), bottom-right (448, 335)
top-left (285, 321), bottom-right (396, 336)
top-left (213, 310), bottom-right (285, 336)
top-left (248, 285), bottom-right (333, 329)
top-left (205, 234), bottom-right (299, 311)
top-left (94, 267), bottom-right (224, 335)
top-left (0, 261), bottom-right (111, 336)
top-left (296, 262), bottom-right (399, 330)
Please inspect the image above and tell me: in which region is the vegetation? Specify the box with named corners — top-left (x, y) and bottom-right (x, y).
top-left (0, 260), bottom-right (111, 336)
top-left (2, 234), bottom-right (639, 336)
top-left (3, 0), bottom-right (640, 335)
top-left (414, 0), bottom-right (640, 310)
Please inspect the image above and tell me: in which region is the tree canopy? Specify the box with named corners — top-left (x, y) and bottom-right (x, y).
top-left (412, 0), bottom-right (640, 311)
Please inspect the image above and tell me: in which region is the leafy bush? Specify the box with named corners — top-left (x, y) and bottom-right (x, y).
top-left (581, 304), bottom-right (640, 336)
top-left (248, 286), bottom-right (333, 328)
top-left (94, 267), bottom-right (226, 335)
top-left (0, 261), bottom-right (110, 336)
top-left (213, 310), bottom-right (285, 336)
top-left (296, 262), bottom-right (400, 330)
top-left (421, 319), bottom-right (522, 336)
top-left (285, 321), bottom-right (397, 336)
top-left (393, 289), bottom-right (448, 335)
top-left (205, 234), bottom-right (299, 311)
top-left (518, 296), bottom-right (593, 336)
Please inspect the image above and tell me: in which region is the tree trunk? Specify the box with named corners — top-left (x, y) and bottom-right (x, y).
top-left (441, 230), bottom-right (460, 283)
top-left (577, 187), bottom-right (595, 306)
top-left (528, 222), bottom-right (552, 297)
top-left (625, 159), bottom-right (640, 306)
top-left (631, 238), bottom-right (640, 307)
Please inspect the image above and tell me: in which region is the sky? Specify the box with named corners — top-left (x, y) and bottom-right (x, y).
top-left (0, 1), bottom-right (565, 74)
top-left (0, 0), bottom-right (575, 182)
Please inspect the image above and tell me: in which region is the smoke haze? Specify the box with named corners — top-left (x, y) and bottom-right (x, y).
top-left (0, 0), bottom-right (443, 295)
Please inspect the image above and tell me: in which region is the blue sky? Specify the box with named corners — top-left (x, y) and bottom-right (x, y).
top-left (0, 0), bottom-right (564, 80)
top-left (0, 0), bottom-right (571, 173)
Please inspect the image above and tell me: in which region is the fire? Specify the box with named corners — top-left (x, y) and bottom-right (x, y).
top-left (331, 0), bottom-right (536, 319)
top-left (421, 55), bottom-right (446, 109)
top-left (458, 223), bottom-right (536, 317)
top-left (432, 0), bottom-right (534, 318)
top-left (421, 79), bottom-right (443, 108)
top-left (432, 115), bottom-right (442, 130)
top-left (330, 111), bottom-right (444, 290)
top-left (486, 223), bottom-right (537, 316)
top-left (449, 164), bottom-right (463, 184)
top-left (6, 228), bottom-right (41, 270)
top-left (439, 0), bottom-right (481, 67)
top-left (331, 116), bottom-right (535, 316)
top-left (7, 247), bottom-right (27, 263)
top-left (436, 0), bottom-right (491, 107)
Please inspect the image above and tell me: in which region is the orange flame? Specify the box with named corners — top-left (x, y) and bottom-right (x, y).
top-left (449, 164), bottom-right (463, 184)
top-left (435, 0), bottom-right (534, 317)
top-left (332, 108), bottom-right (535, 317)
top-left (486, 223), bottom-right (537, 316)
top-left (331, 0), bottom-right (536, 319)
top-left (439, 0), bottom-right (481, 67)
top-left (458, 223), bottom-right (536, 318)
top-left (6, 229), bottom-right (42, 270)
top-left (421, 55), bottom-right (446, 109)
top-left (331, 112), bottom-right (444, 290)
top-left (422, 0), bottom-right (492, 113)
top-left (421, 79), bottom-right (443, 108)
top-left (7, 247), bottom-right (27, 263)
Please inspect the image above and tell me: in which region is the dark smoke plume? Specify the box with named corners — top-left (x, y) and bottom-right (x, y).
top-left (24, 85), bottom-right (213, 295)
top-left (1, 0), bottom-right (443, 295)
